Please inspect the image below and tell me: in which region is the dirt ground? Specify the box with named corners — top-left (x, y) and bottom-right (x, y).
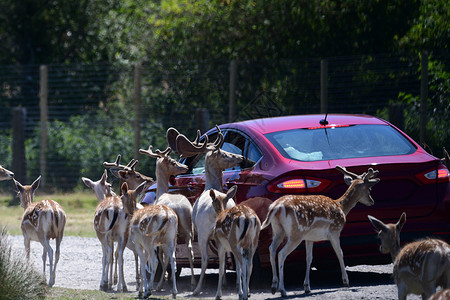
top-left (8, 235), bottom-right (423, 299)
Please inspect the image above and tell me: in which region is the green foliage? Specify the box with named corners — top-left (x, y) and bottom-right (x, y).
top-left (0, 227), bottom-right (48, 299)
top-left (25, 105), bottom-right (166, 191)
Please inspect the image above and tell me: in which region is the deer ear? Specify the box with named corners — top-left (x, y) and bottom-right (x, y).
top-left (31, 176), bottom-right (41, 192)
top-left (121, 182), bottom-right (129, 195)
top-left (135, 181), bottom-right (146, 196)
top-left (368, 215), bottom-right (389, 233)
top-left (101, 170), bottom-right (108, 183)
top-left (13, 178), bottom-right (25, 192)
top-left (209, 189), bottom-right (216, 201)
top-left (82, 177), bottom-right (94, 189)
top-left (396, 212), bottom-right (406, 232)
top-left (226, 185), bottom-right (238, 200)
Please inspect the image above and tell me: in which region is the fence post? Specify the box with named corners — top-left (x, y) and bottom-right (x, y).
top-left (11, 107), bottom-right (27, 204)
top-left (133, 62), bottom-right (142, 159)
top-left (320, 59), bottom-right (328, 114)
top-left (196, 108), bottom-right (210, 134)
top-left (420, 51), bottom-right (428, 144)
top-left (229, 60), bottom-right (237, 122)
top-left (39, 65), bottom-right (48, 188)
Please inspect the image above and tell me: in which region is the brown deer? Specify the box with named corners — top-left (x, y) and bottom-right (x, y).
top-left (210, 185), bottom-right (261, 300)
top-left (104, 154), bottom-right (153, 197)
top-left (261, 166), bottom-right (380, 296)
top-left (83, 169), bottom-right (143, 290)
top-left (139, 144), bottom-right (196, 290)
top-left (13, 176), bottom-right (66, 287)
top-left (93, 190), bottom-right (129, 291)
top-left (121, 182), bottom-right (178, 299)
top-left (429, 289), bottom-right (450, 300)
top-left (0, 165), bottom-right (14, 181)
top-left (368, 213), bottom-right (450, 300)
top-left (174, 127), bottom-right (244, 295)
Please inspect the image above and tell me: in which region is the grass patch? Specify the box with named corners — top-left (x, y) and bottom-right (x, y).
top-left (0, 191), bottom-right (99, 237)
top-left (46, 288), bottom-right (139, 300)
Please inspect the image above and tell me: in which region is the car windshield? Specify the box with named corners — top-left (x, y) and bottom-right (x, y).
top-left (265, 124), bottom-right (416, 161)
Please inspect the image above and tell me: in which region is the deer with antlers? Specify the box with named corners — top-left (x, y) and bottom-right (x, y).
top-left (261, 166), bottom-right (380, 296)
top-left (0, 165), bottom-right (14, 181)
top-left (121, 181), bottom-right (179, 298)
top-left (139, 143), bottom-right (196, 290)
top-left (368, 213), bottom-right (450, 300)
top-left (173, 127), bottom-right (245, 295)
top-left (210, 185), bottom-right (261, 300)
top-left (13, 176), bottom-right (66, 287)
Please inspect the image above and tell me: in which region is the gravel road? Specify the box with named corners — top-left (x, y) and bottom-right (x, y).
top-left (8, 235), bottom-right (422, 299)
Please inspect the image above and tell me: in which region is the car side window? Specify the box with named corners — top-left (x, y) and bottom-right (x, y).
top-left (223, 130), bottom-right (262, 171)
top-left (181, 132), bottom-right (218, 175)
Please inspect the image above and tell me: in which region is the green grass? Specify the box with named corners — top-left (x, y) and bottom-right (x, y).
top-left (0, 191), bottom-right (99, 238)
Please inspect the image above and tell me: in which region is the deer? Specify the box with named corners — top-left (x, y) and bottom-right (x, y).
top-left (93, 187), bottom-right (129, 291)
top-left (83, 169), bottom-right (144, 291)
top-left (121, 181), bottom-right (178, 298)
top-left (261, 166), bottom-right (380, 296)
top-left (210, 185), bottom-right (261, 300)
top-left (13, 176), bottom-right (66, 287)
top-left (429, 289), bottom-right (450, 300)
top-left (0, 165), bottom-right (14, 181)
top-left (368, 213), bottom-right (450, 300)
top-left (174, 126), bottom-right (245, 295)
top-left (139, 144), bottom-right (196, 290)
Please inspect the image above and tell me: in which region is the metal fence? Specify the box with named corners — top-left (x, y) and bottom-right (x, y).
top-left (0, 53), bottom-right (447, 192)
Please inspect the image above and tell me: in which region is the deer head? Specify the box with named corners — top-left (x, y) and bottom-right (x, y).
top-left (13, 176), bottom-right (41, 209)
top-left (120, 182), bottom-right (146, 216)
top-left (0, 165), bottom-right (14, 181)
top-left (104, 154), bottom-right (153, 190)
top-left (368, 212), bottom-right (406, 261)
top-left (82, 170), bottom-right (115, 202)
top-left (139, 145), bottom-right (188, 177)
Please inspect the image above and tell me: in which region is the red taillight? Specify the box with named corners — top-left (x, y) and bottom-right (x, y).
top-left (417, 165), bottom-right (450, 184)
top-left (268, 176), bottom-right (331, 193)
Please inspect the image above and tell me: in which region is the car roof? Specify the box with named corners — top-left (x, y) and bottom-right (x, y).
top-left (221, 114), bottom-right (390, 135)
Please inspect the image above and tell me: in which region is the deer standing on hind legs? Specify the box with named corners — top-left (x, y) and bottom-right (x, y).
top-left (139, 143), bottom-right (196, 290)
top-left (368, 213), bottom-right (450, 300)
top-left (261, 166), bottom-right (380, 297)
top-left (13, 176), bottom-right (66, 287)
top-left (121, 181), bottom-right (179, 299)
top-left (173, 127), bottom-right (245, 296)
top-left (210, 186), bottom-right (261, 300)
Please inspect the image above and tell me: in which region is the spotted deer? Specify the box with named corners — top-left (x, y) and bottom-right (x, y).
top-left (368, 213), bottom-right (450, 300)
top-left (121, 182), bottom-right (178, 299)
top-left (0, 165), bottom-right (14, 181)
top-left (174, 127), bottom-right (244, 295)
top-left (82, 169), bottom-right (143, 291)
top-left (429, 289), bottom-right (450, 300)
top-left (210, 186), bottom-right (261, 300)
top-left (139, 144), bottom-right (196, 290)
top-left (261, 166), bottom-right (380, 296)
top-left (13, 176), bottom-right (66, 287)
top-left (93, 190), bottom-right (129, 291)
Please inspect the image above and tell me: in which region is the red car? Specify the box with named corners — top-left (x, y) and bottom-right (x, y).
top-left (143, 114), bottom-right (450, 270)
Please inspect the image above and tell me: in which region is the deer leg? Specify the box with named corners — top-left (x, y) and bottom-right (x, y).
top-left (268, 233), bottom-right (284, 295)
top-left (156, 247), bottom-right (168, 291)
top-left (215, 246), bottom-right (226, 300)
top-left (113, 245), bottom-right (118, 285)
top-left (303, 240), bottom-right (314, 293)
top-left (52, 234), bottom-right (63, 287)
top-left (193, 236), bottom-right (210, 295)
top-left (168, 242), bottom-right (178, 299)
top-left (99, 242), bottom-right (109, 291)
top-left (277, 237), bottom-right (302, 297)
top-left (185, 231), bottom-right (196, 290)
top-left (106, 240), bottom-right (114, 290)
top-left (41, 237), bottom-right (54, 287)
top-left (133, 251), bottom-right (140, 291)
top-left (117, 238), bottom-right (128, 292)
top-left (329, 235), bottom-right (349, 287)
top-left (23, 235), bottom-right (31, 261)
top-left (146, 247), bottom-right (158, 298)
top-left (135, 244), bottom-right (146, 297)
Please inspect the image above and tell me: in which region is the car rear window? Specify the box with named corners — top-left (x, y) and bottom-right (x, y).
top-left (265, 124), bottom-right (416, 161)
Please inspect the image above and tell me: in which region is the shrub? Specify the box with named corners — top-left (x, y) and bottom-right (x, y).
top-left (0, 227), bottom-right (48, 299)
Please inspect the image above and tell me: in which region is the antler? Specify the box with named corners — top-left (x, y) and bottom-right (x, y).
top-left (166, 127), bottom-right (181, 154)
top-left (139, 145), bottom-right (172, 158)
top-left (103, 154), bottom-right (138, 171)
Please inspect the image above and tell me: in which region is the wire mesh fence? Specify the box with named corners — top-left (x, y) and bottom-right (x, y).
top-left (0, 53), bottom-right (448, 192)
